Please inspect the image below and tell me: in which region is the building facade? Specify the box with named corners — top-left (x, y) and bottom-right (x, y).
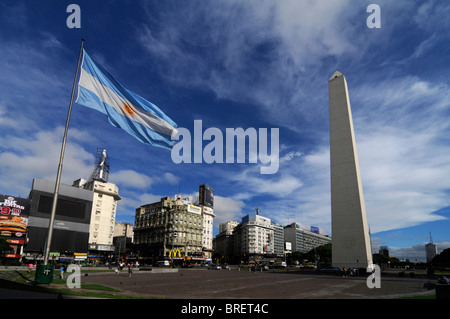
top-left (113, 222), bottom-right (133, 256)
top-left (214, 221), bottom-right (239, 262)
top-left (202, 205), bottom-right (215, 259)
top-left (233, 214), bottom-right (274, 259)
top-left (134, 196), bottom-right (205, 264)
top-left (272, 222), bottom-right (285, 257)
top-left (284, 222), bottom-right (331, 254)
top-left (425, 242), bottom-right (438, 262)
top-left (73, 178), bottom-right (121, 257)
top-left (25, 178), bottom-right (93, 258)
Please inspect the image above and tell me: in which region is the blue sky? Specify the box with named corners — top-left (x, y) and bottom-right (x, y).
top-left (1, 1), bottom-right (449, 261)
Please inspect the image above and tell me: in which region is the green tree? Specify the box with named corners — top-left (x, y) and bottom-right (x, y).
top-left (431, 248), bottom-right (450, 267)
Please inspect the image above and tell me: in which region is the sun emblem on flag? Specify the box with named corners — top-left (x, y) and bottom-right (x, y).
top-left (122, 102), bottom-right (136, 117)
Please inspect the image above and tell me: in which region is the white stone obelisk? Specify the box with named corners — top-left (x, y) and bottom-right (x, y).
top-left (329, 71), bottom-right (373, 270)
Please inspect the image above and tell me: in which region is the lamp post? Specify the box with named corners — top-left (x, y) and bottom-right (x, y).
top-left (171, 232), bottom-right (177, 267)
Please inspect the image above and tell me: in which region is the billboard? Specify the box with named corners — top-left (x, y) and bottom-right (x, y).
top-left (187, 205), bottom-right (201, 215)
top-left (199, 184), bottom-right (214, 208)
top-left (310, 226), bottom-right (320, 234)
top-left (0, 195), bottom-right (30, 242)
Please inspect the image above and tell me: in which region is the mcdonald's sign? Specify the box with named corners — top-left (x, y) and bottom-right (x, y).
top-left (169, 249), bottom-right (181, 258)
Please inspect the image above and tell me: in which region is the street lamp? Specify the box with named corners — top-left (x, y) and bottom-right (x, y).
top-left (171, 231), bottom-right (177, 268)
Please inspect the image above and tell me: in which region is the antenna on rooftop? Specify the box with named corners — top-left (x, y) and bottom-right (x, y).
top-left (88, 148), bottom-right (110, 183)
top-left (255, 207), bottom-right (260, 215)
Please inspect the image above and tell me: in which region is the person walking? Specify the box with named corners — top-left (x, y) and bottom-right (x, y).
top-left (128, 263), bottom-right (133, 278)
top-left (60, 265), bottom-right (65, 280)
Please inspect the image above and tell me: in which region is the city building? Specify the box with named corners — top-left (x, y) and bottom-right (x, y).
top-left (379, 246), bottom-right (390, 257)
top-left (284, 222), bottom-right (331, 254)
top-left (202, 205), bottom-right (215, 259)
top-left (113, 222), bottom-right (134, 258)
top-left (233, 213), bottom-right (275, 263)
top-left (426, 242), bottom-right (438, 263)
top-left (24, 178), bottom-right (94, 261)
top-left (134, 195), bottom-right (205, 265)
top-left (214, 221), bottom-right (239, 262)
top-left (72, 149), bottom-right (121, 260)
top-left (198, 184), bottom-right (215, 259)
top-left (271, 222), bottom-right (285, 257)
top-left (73, 178), bottom-right (121, 255)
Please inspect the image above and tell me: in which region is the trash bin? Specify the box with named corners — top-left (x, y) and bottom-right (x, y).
top-left (35, 265), bottom-right (54, 284)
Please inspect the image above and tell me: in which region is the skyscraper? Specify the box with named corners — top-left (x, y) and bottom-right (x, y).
top-left (329, 71), bottom-right (373, 270)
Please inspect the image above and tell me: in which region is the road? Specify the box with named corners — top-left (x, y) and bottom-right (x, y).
top-left (82, 268), bottom-right (436, 299)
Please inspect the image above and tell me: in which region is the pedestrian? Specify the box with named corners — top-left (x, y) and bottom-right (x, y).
top-left (60, 265), bottom-right (65, 280)
top-left (128, 263), bottom-right (133, 278)
top-left (115, 266), bottom-right (120, 275)
top-left (28, 263), bottom-right (34, 273)
top-left (438, 275), bottom-right (449, 284)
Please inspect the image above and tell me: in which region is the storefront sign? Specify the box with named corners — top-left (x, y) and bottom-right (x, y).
top-left (0, 195), bottom-right (29, 241)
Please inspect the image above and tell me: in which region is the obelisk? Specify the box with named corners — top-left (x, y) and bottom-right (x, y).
top-left (329, 71), bottom-right (373, 270)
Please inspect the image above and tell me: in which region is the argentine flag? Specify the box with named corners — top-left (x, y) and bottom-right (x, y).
top-left (76, 50), bottom-right (178, 150)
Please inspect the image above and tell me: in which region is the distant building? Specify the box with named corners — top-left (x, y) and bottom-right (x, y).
top-left (214, 221), bottom-right (239, 261)
top-left (113, 222), bottom-right (133, 256)
top-left (283, 222), bottom-right (331, 254)
top-left (272, 222), bottom-right (285, 257)
top-left (379, 246), bottom-right (390, 257)
top-left (425, 242), bottom-right (438, 262)
top-left (202, 205), bottom-right (215, 259)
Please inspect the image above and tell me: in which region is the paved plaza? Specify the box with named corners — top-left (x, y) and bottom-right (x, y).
top-left (81, 268), bottom-right (435, 299)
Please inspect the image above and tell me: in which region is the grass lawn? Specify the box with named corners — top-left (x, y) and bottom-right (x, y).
top-left (1, 270), bottom-right (150, 299)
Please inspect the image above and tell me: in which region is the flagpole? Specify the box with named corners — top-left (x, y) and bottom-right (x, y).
top-left (43, 39), bottom-right (85, 265)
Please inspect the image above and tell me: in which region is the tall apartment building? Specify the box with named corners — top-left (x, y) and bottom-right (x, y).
top-left (234, 214), bottom-right (274, 257)
top-left (73, 178), bottom-right (121, 254)
top-left (284, 222), bottom-right (331, 254)
top-left (202, 205), bottom-right (215, 259)
top-left (272, 222), bottom-right (285, 257)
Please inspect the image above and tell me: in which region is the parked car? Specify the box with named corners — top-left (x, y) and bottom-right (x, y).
top-left (319, 267), bottom-right (341, 274)
top-left (156, 260), bottom-right (170, 267)
top-left (256, 265), bottom-right (269, 271)
top-left (208, 263), bottom-right (221, 270)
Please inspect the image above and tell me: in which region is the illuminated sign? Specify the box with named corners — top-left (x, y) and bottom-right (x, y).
top-left (169, 249), bottom-right (182, 258)
top-left (0, 195), bottom-right (29, 241)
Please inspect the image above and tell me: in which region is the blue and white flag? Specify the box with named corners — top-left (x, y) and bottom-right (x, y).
top-left (76, 50), bottom-right (178, 150)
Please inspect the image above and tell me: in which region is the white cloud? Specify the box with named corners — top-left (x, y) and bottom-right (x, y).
top-left (213, 195), bottom-right (246, 225)
top-left (350, 76), bottom-right (450, 233)
top-left (0, 126), bottom-right (94, 196)
top-left (110, 170), bottom-right (153, 189)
